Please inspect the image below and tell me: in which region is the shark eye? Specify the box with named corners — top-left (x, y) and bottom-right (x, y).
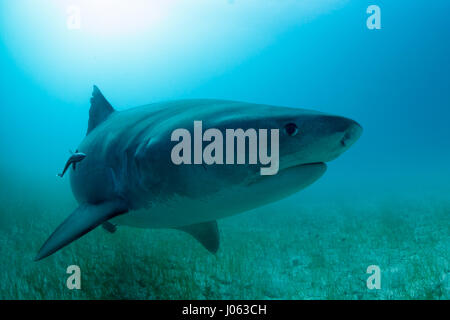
top-left (284, 123), bottom-right (298, 136)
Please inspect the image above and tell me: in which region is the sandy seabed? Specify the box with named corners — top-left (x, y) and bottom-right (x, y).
top-left (0, 180), bottom-right (448, 301)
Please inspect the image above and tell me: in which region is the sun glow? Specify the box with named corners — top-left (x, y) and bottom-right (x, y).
top-left (63, 0), bottom-right (173, 36)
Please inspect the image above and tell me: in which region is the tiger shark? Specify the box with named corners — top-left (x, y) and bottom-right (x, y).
top-left (35, 86), bottom-right (362, 260)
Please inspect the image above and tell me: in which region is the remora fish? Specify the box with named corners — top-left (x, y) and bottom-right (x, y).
top-left (35, 86), bottom-right (362, 260)
top-left (57, 151), bottom-right (86, 178)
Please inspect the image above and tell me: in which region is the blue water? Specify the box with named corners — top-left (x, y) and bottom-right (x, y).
top-left (0, 1), bottom-right (449, 299)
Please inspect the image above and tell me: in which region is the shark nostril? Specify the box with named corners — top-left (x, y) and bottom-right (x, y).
top-left (340, 131), bottom-right (351, 147)
top-left (340, 122), bottom-right (362, 148)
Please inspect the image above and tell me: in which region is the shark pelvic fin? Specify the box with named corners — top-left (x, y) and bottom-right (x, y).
top-left (176, 221), bottom-right (220, 254)
top-left (35, 200), bottom-right (128, 261)
top-left (102, 221), bottom-right (117, 233)
top-left (87, 85), bottom-right (115, 135)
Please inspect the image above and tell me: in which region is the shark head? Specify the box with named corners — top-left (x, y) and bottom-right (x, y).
top-left (213, 105), bottom-right (362, 192)
top-left (237, 107), bottom-right (362, 203)
top-left (272, 109), bottom-right (363, 171)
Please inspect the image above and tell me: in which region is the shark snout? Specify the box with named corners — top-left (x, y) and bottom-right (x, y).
top-left (340, 119), bottom-right (362, 148)
top-left (300, 115), bottom-right (362, 164)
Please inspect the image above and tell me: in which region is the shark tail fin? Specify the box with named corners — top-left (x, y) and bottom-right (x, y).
top-left (87, 85), bottom-right (115, 135)
top-left (176, 221), bottom-right (220, 254)
top-left (35, 200), bottom-right (128, 261)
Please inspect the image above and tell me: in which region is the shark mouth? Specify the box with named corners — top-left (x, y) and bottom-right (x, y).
top-left (279, 161), bottom-right (326, 173)
top-left (247, 162), bottom-right (327, 187)
top-left (274, 161), bottom-right (327, 184)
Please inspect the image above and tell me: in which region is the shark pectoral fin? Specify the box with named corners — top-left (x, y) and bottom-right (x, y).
top-left (35, 200), bottom-right (128, 261)
top-left (72, 162), bottom-right (76, 170)
top-left (176, 221), bottom-right (220, 254)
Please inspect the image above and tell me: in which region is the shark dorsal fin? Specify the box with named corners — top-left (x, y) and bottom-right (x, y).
top-left (87, 85), bottom-right (115, 135)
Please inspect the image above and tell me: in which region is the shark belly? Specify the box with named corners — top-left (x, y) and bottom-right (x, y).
top-left (111, 162), bottom-right (327, 229)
